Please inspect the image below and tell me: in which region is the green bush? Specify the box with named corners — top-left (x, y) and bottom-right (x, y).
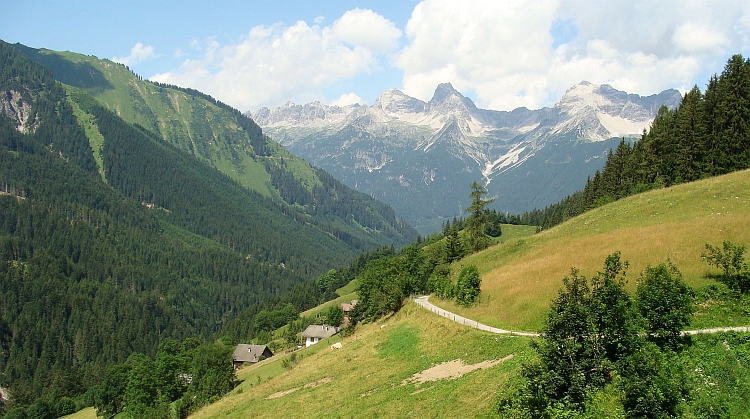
top-left (456, 265), bottom-right (481, 306)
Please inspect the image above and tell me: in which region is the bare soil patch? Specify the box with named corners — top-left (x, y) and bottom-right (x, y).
top-left (402, 354), bottom-right (514, 386)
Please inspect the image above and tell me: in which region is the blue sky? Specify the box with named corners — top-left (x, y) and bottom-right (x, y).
top-left (3, 0), bottom-right (750, 113)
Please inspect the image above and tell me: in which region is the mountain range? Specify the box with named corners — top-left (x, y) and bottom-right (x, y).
top-left (250, 82), bottom-right (682, 233)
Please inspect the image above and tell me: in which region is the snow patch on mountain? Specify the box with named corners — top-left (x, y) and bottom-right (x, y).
top-left (247, 82), bottom-right (681, 228)
top-left (597, 113), bottom-right (649, 138)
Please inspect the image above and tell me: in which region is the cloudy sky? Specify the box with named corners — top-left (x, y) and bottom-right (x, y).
top-left (3, 0), bottom-right (750, 112)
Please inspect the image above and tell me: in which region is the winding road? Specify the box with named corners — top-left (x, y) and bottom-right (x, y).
top-left (413, 295), bottom-right (750, 337)
top-left (413, 296), bottom-right (539, 337)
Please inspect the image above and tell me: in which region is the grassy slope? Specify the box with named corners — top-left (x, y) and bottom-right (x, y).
top-left (192, 303), bottom-right (532, 419)
top-left (22, 48), bottom-right (324, 199)
top-left (436, 169), bottom-right (750, 332)
top-left (300, 280), bottom-right (359, 318)
top-left (61, 407), bottom-right (97, 419)
top-left (188, 171), bottom-right (750, 418)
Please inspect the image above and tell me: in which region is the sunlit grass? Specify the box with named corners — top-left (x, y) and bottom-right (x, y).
top-left (60, 407), bottom-right (97, 419)
top-left (190, 171), bottom-right (750, 418)
top-left (190, 303), bottom-right (533, 418)
top-left (299, 280), bottom-right (360, 318)
top-left (442, 170), bottom-right (750, 332)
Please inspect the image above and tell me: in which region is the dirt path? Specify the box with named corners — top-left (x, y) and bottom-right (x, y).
top-left (414, 295), bottom-right (750, 337)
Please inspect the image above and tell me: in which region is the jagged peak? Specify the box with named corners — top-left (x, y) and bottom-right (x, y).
top-left (429, 82), bottom-right (460, 105)
top-left (375, 88), bottom-right (412, 104)
top-left (374, 88), bottom-right (426, 114)
top-left (428, 82), bottom-right (478, 112)
top-left (556, 81), bottom-right (615, 111)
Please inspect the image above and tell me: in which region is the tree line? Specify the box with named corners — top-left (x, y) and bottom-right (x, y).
top-left (529, 54), bottom-right (750, 229)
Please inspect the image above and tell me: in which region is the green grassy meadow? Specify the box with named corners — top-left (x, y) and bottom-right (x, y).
top-left (187, 169), bottom-right (750, 418)
top-left (192, 303), bottom-right (533, 419)
top-left (60, 407), bottom-right (97, 419)
top-left (300, 280), bottom-right (359, 318)
top-left (27, 47), bottom-right (325, 200)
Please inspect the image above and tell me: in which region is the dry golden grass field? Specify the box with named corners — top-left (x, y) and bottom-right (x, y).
top-left (439, 169), bottom-right (750, 331)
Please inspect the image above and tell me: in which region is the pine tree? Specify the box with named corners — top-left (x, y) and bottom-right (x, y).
top-left (673, 86), bottom-right (706, 182)
top-left (715, 54), bottom-right (750, 172)
top-left (444, 225), bottom-right (464, 263)
top-left (464, 181), bottom-right (495, 252)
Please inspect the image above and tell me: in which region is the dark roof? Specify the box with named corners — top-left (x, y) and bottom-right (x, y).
top-left (301, 324), bottom-right (338, 339)
top-left (233, 344), bottom-right (273, 363)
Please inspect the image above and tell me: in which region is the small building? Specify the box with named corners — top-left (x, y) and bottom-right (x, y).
top-left (232, 344), bottom-right (273, 370)
top-left (340, 300), bottom-right (357, 316)
top-left (301, 324), bottom-right (339, 347)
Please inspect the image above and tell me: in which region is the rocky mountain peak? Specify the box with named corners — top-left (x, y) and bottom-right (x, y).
top-left (429, 83), bottom-right (476, 109)
top-left (429, 83), bottom-right (460, 104)
top-left (556, 81), bottom-right (610, 112)
top-left (428, 82), bottom-right (479, 116)
top-left (374, 88), bottom-right (427, 115)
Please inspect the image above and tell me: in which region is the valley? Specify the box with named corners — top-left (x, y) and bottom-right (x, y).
top-left (1, 27), bottom-right (750, 419)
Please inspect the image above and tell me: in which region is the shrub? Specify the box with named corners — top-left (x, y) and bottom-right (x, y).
top-left (456, 265), bottom-right (481, 306)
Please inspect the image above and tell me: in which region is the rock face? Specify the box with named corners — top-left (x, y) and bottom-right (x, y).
top-left (1, 90), bottom-right (37, 133)
top-left (249, 82), bottom-right (681, 233)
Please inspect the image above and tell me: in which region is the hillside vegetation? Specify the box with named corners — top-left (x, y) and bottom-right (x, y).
top-left (12, 43), bottom-right (418, 253)
top-left (190, 169), bottom-right (750, 418)
top-left (444, 168), bottom-right (750, 331)
top-left (0, 39), bottom-right (417, 416)
top-left (192, 303), bottom-right (531, 419)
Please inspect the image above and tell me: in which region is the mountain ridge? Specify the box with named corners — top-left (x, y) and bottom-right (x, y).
top-left (13, 43), bottom-right (418, 249)
top-left (249, 82), bottom-right (681, 232)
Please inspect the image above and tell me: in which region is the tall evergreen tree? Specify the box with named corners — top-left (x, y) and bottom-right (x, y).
top-left (464, 181), bottom-right (495, 252)
top-left (444, 225), bottom-right (464, 263)
top-left (714, 54), bottom-right (750, 172)
top-left (673, 86), bottom-right (707, 182)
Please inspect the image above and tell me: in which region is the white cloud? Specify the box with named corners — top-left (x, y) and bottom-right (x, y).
top-left (112, 42), bottom-right (157, 66)
top-left (331, 92), bottom-right (364, 106)
top-left (151, 10), bottom-right (400, 111)
top-left (331, 8), bottom-right (402, 53)
top-left (672, 23), bottom-right (730, 54)
top-left (396, 0), bottom-right (750, 110)
top-left (149, 1), bottom-right (750, 113)
top-left (397, 0), bottom-right (558, 110)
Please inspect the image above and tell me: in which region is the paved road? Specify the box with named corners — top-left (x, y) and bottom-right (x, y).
top-left (414, 295), bottom-right (750, 338)
top-left (413, 296), bottom-right (539, 337)
top-left (682, 326), bottom-right (750, 335)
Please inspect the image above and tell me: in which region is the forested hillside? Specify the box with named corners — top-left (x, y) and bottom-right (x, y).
top-left (0, 39), bottom-right (414, 415)
top-left (12, 43), bottom-right (417, 251)
top-left (531, 54), bottom-right (750, 228)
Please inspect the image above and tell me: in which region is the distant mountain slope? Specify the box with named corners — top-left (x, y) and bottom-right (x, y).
top-left (0, 40), bottom-right (315, 405)
top-left (0, 40), bottom-right (416, 407)
top-left (250, 83), bottom-right (681, 232)
top-left (13, 43), bottom-right (417, 250)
